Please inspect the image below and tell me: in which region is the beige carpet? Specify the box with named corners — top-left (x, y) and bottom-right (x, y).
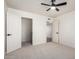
top-left (5, 42), bottom-right (75, 59)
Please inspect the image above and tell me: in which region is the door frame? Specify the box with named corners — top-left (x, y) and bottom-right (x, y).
top-left (5, 11), bottom-right (7, 55)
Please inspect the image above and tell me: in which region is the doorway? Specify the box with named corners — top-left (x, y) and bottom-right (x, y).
top-left (21, 17), bottom-right (32, 47)
top-left (47, 21), bottom-right (52, 42)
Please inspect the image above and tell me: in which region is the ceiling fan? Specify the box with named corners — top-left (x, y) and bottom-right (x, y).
top-left (41, 0), bottom-right (67, 11)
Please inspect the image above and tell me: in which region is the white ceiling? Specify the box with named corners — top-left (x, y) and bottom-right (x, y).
top-left (5, 0), bottom-right (75, 17)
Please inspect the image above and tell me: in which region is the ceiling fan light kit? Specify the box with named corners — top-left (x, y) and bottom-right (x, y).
top-left (41, 0), bottom-right (67, 12)
top-left (51, 7), bottom-right (56, 10)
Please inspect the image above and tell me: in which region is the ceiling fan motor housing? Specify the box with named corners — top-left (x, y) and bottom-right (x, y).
top-left (51, 0), bottom-right (55, 2)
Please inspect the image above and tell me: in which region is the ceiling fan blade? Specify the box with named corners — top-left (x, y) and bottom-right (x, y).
top-left (41, 3), bottom-right (51, 6)
top-left (56, 8), bottom-right (59, 11)
top-left (46, 8), bottom-right (51, 11)
top-left (55, 2), bottom-right (67, 6)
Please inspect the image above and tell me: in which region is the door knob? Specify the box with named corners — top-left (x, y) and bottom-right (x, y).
top-left (56, 32), bottom-right (59, 34)
top-left (7, 34), bottom-right (12, 36)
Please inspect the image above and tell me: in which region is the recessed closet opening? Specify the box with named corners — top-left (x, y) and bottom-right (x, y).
top-left (21, 17), bottom-right (32, 47)
top-left (47, 21), bottom-right (53, 42)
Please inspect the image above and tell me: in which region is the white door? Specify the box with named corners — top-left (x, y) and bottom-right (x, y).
top-left (52, 20), bottom-right (59, 43)
top-left (7, 12), bottom-right (21, 53)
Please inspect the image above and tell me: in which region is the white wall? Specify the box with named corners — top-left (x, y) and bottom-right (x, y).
top-left (22, 18), bottom-right (32, 42)
top-left (7, 8), bottom-right (53, 45)
top-left (57, 11), bottom-right (75, 48)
